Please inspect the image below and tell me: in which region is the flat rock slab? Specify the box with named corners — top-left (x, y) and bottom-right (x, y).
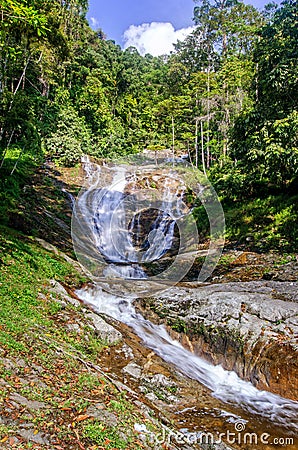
top-left (86, 403), bottom-right (118, 425)
top-left (137, 281), bottom-right (298, 400)
top-left (123, 362), bottom-right (142, 379)
top-left (18, 428), bottom-right (50, 445)
top-left (140, 281), bottom-right (298, 341)
top-left (9, 393), bottom-right (47, 410)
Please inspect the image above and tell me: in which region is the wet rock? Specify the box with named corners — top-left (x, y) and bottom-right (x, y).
top-left (150, 373), bottom-right (177, 390)
top-left (137, 281), bottom-right (298, 400)
top-left (141, 374), bottom-right (179, 404)
top-left (87, 312), bottom-right (122, 344)
top-left (145, 392), bottom-right (158, 402)
top-left (116, 343), bottom-right (134, 359)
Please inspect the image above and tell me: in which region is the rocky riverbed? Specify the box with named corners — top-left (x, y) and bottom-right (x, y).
top-left (136, 280), bottom-right (298, 401)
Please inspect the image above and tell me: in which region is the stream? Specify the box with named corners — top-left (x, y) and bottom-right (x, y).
top-left (72, 157), bottom-right (298, 446)
top-left (77, 285), bottom-right (298, 436)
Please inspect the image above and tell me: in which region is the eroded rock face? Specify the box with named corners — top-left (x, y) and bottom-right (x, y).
top-left (136, 281), bottom-right (298, 400)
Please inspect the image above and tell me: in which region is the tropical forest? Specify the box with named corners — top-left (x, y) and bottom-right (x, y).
top-left (0, 0), bottom-right (297, 448)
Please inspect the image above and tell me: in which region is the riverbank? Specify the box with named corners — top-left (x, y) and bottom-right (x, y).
top-left (136, 280), bottom-right (298, 401)
top-left (0, 226), bottom-right (190, 449)
top-left (2, 227), bottom-right (297, 449)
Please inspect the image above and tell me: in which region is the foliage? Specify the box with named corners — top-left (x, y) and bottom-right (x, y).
top-left (234, 110), bottom-right (298, 188)
top-left (0, 0), bottom-right (297, 251)
top-left (45, 103), bottom-right (92, 166)
top-left (223, 194), bottom-right (298, 251)
top-left (0, 147), bottom-right (39, 227)
top-left (231, 0), bottom-right (298, 190)
top-left (208, 158), bottom-right (249, 200)
top-left (82, 421), bottom-right (130, 448)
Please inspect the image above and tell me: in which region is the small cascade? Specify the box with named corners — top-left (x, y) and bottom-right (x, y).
top-left (81, 154), bottom-right (99, 179)
top-left (76, 285), bottom-right (298, 434)
top-left (61, 188), bottom-right (75, 209)
top-left (140, 177), bottom-right (182, 262)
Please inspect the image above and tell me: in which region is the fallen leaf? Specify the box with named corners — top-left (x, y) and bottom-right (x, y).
top-left (75, 414), bottom-right (90, 422)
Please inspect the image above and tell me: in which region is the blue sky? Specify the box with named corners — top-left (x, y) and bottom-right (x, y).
top-left (88, 0), bottom-right (195, 44)
top-left (87, 0), bottom-right (278, 55)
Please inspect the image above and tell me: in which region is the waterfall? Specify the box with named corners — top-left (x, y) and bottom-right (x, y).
top-left (72, 161), bottom-right (195, 284)
top-left (72, 157), bottom-right (297, 437)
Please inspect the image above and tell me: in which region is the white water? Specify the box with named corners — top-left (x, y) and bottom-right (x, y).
top-left (73, 159), bottom-right (298, 435)
top-left (77, 285), bottom-right (298, 433)
top-left (74, 163), bottom-right (189, 280)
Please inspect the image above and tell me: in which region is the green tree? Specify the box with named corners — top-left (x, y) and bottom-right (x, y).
top-left (232, 0), bottom-right (298, 189)
top-left (45, 98), bottom-right (92, 166)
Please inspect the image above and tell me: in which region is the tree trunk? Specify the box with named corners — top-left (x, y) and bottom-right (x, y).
top-left (195, 118), bottom-right (198, 168)
top-left (13, 55), bottom-right (30, 97)
top-left (207, 63), bottom-right (211, 169)
top-left (201, 121), bottom-right (207, 176)
top-left (0, 55), bottom-right (31, 142)
top-left (0, 129), bottom-right (15, 168)
top-left (171, 115), bottom-right (175, 160)
top-left (10, 146), bottom-right (25, 175)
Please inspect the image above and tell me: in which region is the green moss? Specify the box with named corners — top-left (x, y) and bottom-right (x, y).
top-left (167, 317), bottom-right (187, 333)
top-left (166, 317), bottom-right (245, 354)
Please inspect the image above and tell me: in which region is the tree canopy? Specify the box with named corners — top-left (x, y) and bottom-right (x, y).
top-left (0, 0), bottom-right (297, 190)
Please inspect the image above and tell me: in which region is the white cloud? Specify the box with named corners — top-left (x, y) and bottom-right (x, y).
top-left (123, 22), bottom-right (194, 57)
top-left (90, 17), bottom-right (100, 29)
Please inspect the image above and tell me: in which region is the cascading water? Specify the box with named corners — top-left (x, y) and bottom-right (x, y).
top-left (72, 158), bottom-right (201, 288)
top-left (74, 163), bottom-right (145, 279)
top-left (77, 285), bottom-right (298, 435)
top-left (72, 156), bottom-right (298, 440)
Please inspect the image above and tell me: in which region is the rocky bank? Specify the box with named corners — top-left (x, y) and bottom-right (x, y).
top-left (136, 280), bottom-right (298, 401)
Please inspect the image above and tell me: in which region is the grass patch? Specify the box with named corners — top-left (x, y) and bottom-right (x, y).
top-left (82, 422), bottom-right (128, 449)
top-left (0, 225), bottom-right (85, 353)
top-left (223, 194), bottom-right (298, 252)
top-left (193, 192), bottom-right (298, 252)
